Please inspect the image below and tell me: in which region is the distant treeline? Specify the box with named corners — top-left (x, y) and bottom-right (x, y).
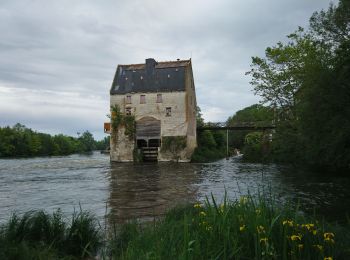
top-left (0, 123), bottom-right (109, 157)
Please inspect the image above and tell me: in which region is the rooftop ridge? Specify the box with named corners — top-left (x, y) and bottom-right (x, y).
top-left (118, 59), bottom-right (191, 68)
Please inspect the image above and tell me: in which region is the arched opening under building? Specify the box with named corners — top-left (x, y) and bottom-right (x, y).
top-left (136, 117), bottom-right (161, 146)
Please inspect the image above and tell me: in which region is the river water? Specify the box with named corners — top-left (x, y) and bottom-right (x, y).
top-left (1, 152), bottom-right (349, 224)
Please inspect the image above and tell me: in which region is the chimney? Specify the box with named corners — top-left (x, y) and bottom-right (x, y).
top-left (145, 58), bottom-right (157, 76)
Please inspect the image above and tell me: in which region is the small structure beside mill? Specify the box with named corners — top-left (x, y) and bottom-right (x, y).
top-left (104, 58), bottom-right (197, 162)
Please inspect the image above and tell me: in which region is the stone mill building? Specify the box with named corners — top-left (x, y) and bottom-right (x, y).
top-left (104, 58), bottom-right (197, 162)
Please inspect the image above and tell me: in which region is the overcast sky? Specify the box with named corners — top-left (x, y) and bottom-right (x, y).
top-left (0, 0), bottom-right (335, 139)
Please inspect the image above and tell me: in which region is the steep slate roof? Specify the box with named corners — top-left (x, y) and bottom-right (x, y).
top-left (110, 59), bottom-right (191, 95)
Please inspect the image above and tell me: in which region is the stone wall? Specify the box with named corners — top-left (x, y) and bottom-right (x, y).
top-left (110, 91), bottom-right (188, 136)
top-left (110, 126), bottom-right (134, 162)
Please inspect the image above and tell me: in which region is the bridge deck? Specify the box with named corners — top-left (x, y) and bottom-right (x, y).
top-left (197, 126), bottom-right (276, 131)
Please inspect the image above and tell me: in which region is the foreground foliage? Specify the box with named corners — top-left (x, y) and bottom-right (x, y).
top-left (1, 195), bottom-right (349, 259)
top-left (0, 209), bottom-right (101, 259)
top-left (111, 195), bottom-right (350, 260)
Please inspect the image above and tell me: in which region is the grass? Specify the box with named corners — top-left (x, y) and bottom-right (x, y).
top-left (0, 209), bottom-right (101, 259)
top-left (109, 194), bottom-right (350, 260)
top-left (1, 194), bottom-right (350, 259)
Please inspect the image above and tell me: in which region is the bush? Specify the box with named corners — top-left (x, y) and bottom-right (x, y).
top-left (191, 130), bottom-right (226, 162)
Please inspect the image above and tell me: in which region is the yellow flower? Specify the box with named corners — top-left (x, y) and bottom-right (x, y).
top-left (308, 223), bottom-right (315, 229)
top-left (193, 203), bottom-right (202, 209)
top-left (282, 220), bottom-right (293, 227)
top-left (255, 209), bottom-right (261, 215)
top-left (324, 233), bottom-right (335, 243)
top-left (260, 237), bottom-right (268, 244)
top-left (199, 211), bottom-right (206, 217)
top-left (323, 232), bottom-right (335, 239)
top-left (257, 225), bottom-right (265, 234)
top-left (239, 225), bottom-right (245, 232)
top-left (297, 244), bottom-right (304, 250)
top-left (290, 235), bottom-right (302, 241)
top-left (324, 257), bottom-right (333, 260)
top-left (301, 223), bottom-right (316, 233)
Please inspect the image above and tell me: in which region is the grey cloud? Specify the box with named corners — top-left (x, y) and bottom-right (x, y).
top-left (0, 0), bottom-right (336, 138)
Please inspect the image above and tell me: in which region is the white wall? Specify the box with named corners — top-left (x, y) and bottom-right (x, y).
top-left (110, 91), bottom-right (188, 137)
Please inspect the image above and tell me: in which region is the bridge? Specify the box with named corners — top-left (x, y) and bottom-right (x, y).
top-left (197, 122), bottom-right (276, 158)
top-left (197, 126), bottom-right (276, 131)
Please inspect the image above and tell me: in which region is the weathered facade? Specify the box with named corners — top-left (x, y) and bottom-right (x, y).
top-left (107, 58), bottom-right (197, 162)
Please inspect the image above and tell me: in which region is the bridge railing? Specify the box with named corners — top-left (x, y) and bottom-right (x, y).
top-left (197, 121), bottom-right (276, 131)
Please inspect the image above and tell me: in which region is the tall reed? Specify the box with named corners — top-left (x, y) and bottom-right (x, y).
top-left (0, 209), bottom-right (101, 259)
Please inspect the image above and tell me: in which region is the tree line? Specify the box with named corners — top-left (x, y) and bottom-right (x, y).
top-left (0, 123), bottom-right (110, 157)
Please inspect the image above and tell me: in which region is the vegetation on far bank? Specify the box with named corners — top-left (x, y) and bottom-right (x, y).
top-left (0, 123), bottom-right (109, 158)
top-left (191, 107), bottom-right (227, 162)
top-left (1, 194), bottom-right (349, 259)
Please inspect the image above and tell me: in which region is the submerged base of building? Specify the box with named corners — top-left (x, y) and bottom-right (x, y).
top-left (110, 126), bottom-right (196, 162)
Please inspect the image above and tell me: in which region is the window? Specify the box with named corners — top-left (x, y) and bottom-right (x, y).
top-left (126, 95), bottom-right (131, 104)
top-left (166, 107), bottom-right (172, 117)
top-left (140, 95), bottom-right (146, 104)
top-left (156, 94), bottom-right (162, 103)
top-left (125, 107), bottom-right (132, 115)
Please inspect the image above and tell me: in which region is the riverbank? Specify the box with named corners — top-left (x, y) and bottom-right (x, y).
top-left (1, 195), bottom-right (349, 259)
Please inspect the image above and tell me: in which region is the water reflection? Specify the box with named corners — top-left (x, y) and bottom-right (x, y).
top-left (108, 162), bottom-right (200, 223)
top-left (107, 157), bottom-right (350, 223)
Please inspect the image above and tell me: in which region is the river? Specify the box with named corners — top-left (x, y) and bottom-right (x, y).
top-left (1, 152), bottom-right (349, 224)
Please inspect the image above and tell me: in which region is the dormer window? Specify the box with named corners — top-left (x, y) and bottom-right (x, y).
top-left (126, 95), bottom-right (131, 104)
top-left (156, 94), bottom-right (162, 103)
top-left (140, 95), bottom-right (146, 104)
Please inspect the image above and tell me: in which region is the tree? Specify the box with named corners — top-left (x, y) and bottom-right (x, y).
top-left (78, 131), bottom-right (95, 152)
top-left (226, 104), bottom-right (274, 149)
top-left (246, 0), bottom-right (350, 170)
top-left (246, 28), bottom-right (323, 121)
top-left (196, 106), bottom-right (205, 128)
